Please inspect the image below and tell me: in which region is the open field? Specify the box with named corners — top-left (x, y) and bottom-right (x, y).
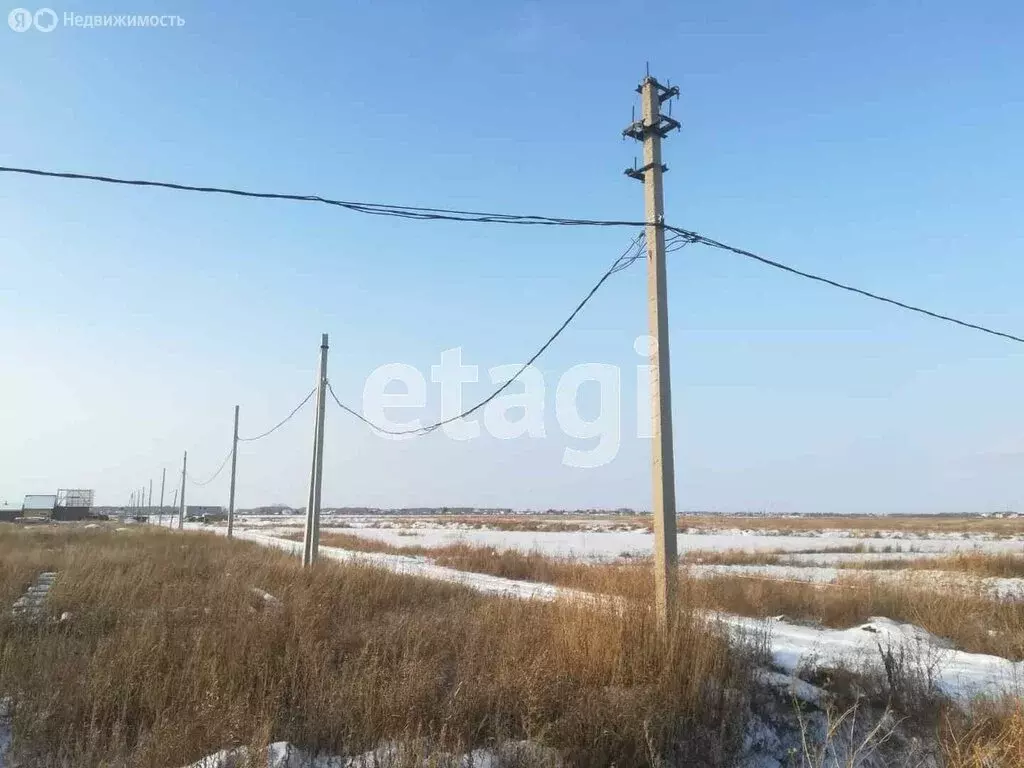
top-left (229, 514), bottom-right (1024, 569)
top-left (302, 512), bottom-right (1024, 538)
top-left (0, 525), bottom-right (752, 766)
top-left (6, 522), bottom-right (1021, 766)
top-left (293, 530), bottom-right (1024, 661)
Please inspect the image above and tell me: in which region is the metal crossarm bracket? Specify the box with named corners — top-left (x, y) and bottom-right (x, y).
top-left (635, 77), bottom-right (680, 103)
top-left (654, 114), bottom-right (680, 136)
top-left (624, 162), bottom-right (668, 181)
top-left (622, 114), bottom-right (681, 142)
top-left (622, 120), bottom-right (646, 141)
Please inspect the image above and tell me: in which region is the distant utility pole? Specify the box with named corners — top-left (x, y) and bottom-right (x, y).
top-left (178, 450), bottom-right (187, 530)
top-left (148, 479), bottom-right (153, 511)
top-left (302, 333), bottom-right (329, 567)
top-left (227, 405), bottom-right (239, 538)
top-left (624, 72), bottom-right (681, 624)
top-left (158, 468), bottom-right (166, 527)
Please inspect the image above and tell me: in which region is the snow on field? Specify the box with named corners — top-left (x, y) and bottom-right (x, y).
top-left (726, 615), bottom-right (1023, 701)
top-left (236, 532), bottom-right (595, 603)
top-left (688, 564), bottom-right (1024, 599)
top-left (183, 738), bottom-right (561, 768)
top-left (290, 524), bottom-right (1023, 562)
top-left (229, 530), bottom-right (1022, 701)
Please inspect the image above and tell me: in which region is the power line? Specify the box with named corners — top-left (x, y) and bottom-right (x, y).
top-left (327, 235), bottom-right (648, 436)
top-left (0, 165), bottom-right (647, 229)
top-left (665, 225), bottom-right (1024, 345)
top-left (5, 163), bottom-right (1022, 344)
top-left (187, 448), bottom-right (233, 487)
top-left (237, 388), bottom-right (316, 442)
top-left (186, 387), bottom-right (317, 485)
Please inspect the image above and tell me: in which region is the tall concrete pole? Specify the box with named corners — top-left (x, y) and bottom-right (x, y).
top-left (158, 468), bottom-right (166, 527)
top-left (302, 333), bottom-right (329, 567)
top-left (147, 479), bottom-right (152, 512)
top-left (625, 74), bottom-right (681, 624)
top-left (227, 405), bottom-right (239, 538)
top-left (178, 450), bottom-right (187, 530)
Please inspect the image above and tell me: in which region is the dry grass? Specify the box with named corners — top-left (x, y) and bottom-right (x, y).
top-left (307, 531), bottom-right (1024, 660)
top-left (674, 513), bottom-right (1024, 537)
top-left (841, 550), bottom-right (1024, 578)
top-left (390, 515), bottom-right (642, 533)
top-left (687, 573), bottom-right (1024, 660)
top-left (0, 524), bottom-right (754, 767)
top-left (941, 699), bottom-right (1024, 767)
top-left (323, 513), bottom-right (1024, 537)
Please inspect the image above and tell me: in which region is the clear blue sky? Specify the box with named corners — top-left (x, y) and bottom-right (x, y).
top-left (2, 0), bottom-right (1022, 513)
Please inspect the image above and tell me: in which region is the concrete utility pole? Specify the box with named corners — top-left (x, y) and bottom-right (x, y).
top-left (178, 450), bottom-right (187, 530)
top-left (624, 73), bottom-right (681, 624)
top-left (302, 333), bottom-right (329, 567)
top-left (148, 479), bottom-right (153, 511)
top-left (227, 405), bottom-right (239, 538)
top-left (158, 468), bottom-right (166, 527)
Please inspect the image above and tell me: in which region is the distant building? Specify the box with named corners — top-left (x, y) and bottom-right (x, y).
top-left (20, 490), bottom-right (96, 521)
top-left (54, 489), bottom-right (95, 521)
top-left (22, 494), bottom-right (57, 518)
top-left (186, 505), bottom-right (227, 523)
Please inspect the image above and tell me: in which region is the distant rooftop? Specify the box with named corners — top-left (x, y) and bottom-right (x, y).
top-left (23, 494), bottom-right (57, 511)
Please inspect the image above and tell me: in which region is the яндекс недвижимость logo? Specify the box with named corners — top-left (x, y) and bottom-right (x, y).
top-left (8, 7), bottom-right (57, 31)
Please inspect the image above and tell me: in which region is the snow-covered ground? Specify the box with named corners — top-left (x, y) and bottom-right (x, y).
top-left (9, 519), bottom-right (1015, 768)
top-left (222, 517), bottom-right (1023, 562)
top-left (688, 564), bottom-right (1024, 600)
top-left (226, 530), bottom-right (1023, 702)
top-left (182, 738), bottom-right (562, 768)
top-left (149, 516), bottom-right (1024, 600)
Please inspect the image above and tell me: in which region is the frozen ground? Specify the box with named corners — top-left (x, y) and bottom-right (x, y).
top-left (221, 530), bottom-right (1023, 702)
top-left (147, 516), bottom-right (1024, 599)
top-left (217, 515), bottom-right (1024, 563)
top-left (688, 564), bottom-right (1024, 599)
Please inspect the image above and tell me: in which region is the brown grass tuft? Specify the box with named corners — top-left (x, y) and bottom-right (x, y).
top-left (0, 525), bottom-right (753, 767)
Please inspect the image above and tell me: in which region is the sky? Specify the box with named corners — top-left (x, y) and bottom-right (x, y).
top-left (1, 0), bottom-right (1022, 513)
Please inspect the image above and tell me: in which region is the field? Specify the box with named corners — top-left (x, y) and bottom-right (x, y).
top-left (2, 516), bottom-right (1023, 767)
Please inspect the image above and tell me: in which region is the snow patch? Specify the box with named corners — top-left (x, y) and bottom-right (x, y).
top-left (183, 740), bottom-right (559, 768)
top-left (727, 615), bottom-right (1021, 701)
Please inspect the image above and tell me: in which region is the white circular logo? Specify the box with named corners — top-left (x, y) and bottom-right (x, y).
top-left (33, 7), bottom-right (56, 31)
top-left (8, 7), bottom-right (33, 31)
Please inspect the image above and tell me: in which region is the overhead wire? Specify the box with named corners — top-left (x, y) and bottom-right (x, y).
top-left (186, 447), bottom-right (233, 487)
top-left (664, 225), bottom-right (1024, 345)
top-left (0, 165), bottom-right (647, 229)
top-left (185, 387), bottom-right (316, 485)
top-left (237, 388), bottom-right (316, 442)
top-left (326, 234), bottom-right (648, 436)
top-left (4, 164), bottom-right (1023, 344)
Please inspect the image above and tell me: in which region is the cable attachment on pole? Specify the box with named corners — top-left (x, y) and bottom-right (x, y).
top-left (622, 76), bottom-right (680, 183)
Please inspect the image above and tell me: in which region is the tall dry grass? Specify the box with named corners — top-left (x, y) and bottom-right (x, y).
top-left (309, 530), bottom-right (1024, 660)
top-left (0, 525), bottom-right (754, 767)
top-left (841, 551), bottom-right (1024, 578)
top-left (674, 513), bottom-right (1024, 537)
top-left (941, 699), bottom-right (1024, 768)
top-left (332, 513), bottom-right (1024, 537)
